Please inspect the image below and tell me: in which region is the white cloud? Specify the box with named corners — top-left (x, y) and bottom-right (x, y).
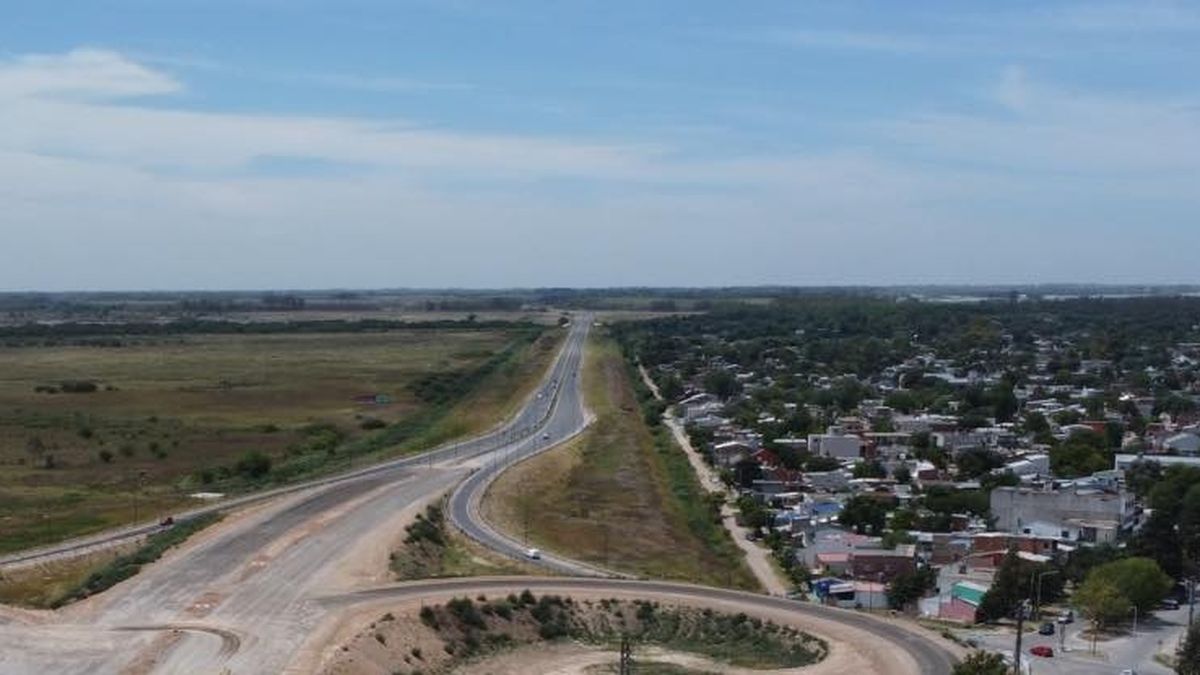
top-left (0, 48), bottom-right (181, 100)
top-left (757, 28), bottom-right (935, 54)
top-left (0, 48), bottom-right (1195, 290)
top-left (888, 69), bottom-right (1200, 177)
top-left (1043, 1), bottom-right (1200, 32)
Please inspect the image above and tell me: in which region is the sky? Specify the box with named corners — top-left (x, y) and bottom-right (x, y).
top-left (1, 1), bottom-right (1198, 291)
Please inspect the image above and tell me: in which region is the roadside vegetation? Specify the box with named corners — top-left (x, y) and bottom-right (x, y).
top-left (0, 513), bottom-right (220, 608)
top-left (390, 501), bottom-right (527, 580)
top-left (323, 592), bottom-right (827, 675)
top-left (482, 333), bottom-right (758, 589)
top-left (0, 320), bottom-right (561, 554)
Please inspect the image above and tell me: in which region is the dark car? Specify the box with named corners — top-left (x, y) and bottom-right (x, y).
top-left (1038, 622), bottom-right (1055, 635)
top-left (1030, 645), bottom-right (1054, 658)
top-left (159, 516), bottom-right (175, 527)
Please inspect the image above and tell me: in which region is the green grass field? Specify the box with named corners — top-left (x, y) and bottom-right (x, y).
top-left (0, 325), bottom-right (562, 554)
top-left (483, 333), bottom-right (758, 590)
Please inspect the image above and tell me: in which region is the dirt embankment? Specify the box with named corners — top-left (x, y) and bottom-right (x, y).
top-left (318, 593), bottom-right (827, 675)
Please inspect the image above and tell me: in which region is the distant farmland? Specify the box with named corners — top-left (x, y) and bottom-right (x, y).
top-left (0, 322), bottom-right (561, 554)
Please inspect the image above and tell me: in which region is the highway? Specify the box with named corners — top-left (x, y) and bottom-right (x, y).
top-left (0, 314), bottom-right (960, 674)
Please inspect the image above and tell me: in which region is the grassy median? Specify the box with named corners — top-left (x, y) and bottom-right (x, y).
top-left (483, 333), bottom-right (758, 590)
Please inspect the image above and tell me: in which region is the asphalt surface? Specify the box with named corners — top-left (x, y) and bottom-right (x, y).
top-left (0, 315), bottom-right (960, 675)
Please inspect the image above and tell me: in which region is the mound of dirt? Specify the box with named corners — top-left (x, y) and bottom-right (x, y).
top-left (320, 591), bottom-right (827, 675)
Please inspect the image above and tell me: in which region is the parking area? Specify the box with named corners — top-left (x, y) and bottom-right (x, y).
top-left (957, 605), bottom-right (1191, 674)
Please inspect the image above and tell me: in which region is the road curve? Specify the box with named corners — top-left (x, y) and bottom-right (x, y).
top-left (314, 576), bottom-right (961, 675)
top-left (446, 315), bottom-right (622, 577)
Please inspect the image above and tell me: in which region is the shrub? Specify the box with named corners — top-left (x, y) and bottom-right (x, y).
top-left (235, 451), bottom-right (272, 479)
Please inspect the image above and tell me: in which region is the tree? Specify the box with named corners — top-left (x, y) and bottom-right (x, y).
top-left (1084, 557), bottom-right (1173, 615)
top-left (1125, 459), bottom-right (1163, 499)
top-left (235, 451), bottom-right (272, 480)
top-left (805, 455), bottom-right (841, 472)
top-left (977, 547), bottom-right (1025, 622)
top-left (1050, 436), bottom-right (1110, 478)
top-left (839, 495), bottom-right (893, 535)
top-left (703, 369), bottom-right (741, 400)
top-left (852, 460), bottom-right (886, 479)
top-left (952, 651), bottom-right (1008, 675)
top-left (1178, 622), bottom-right (1200, 675)
top-left (97, 449), bottom-right (114, 464)
top-left (1074, 577), bottom-right (1131, 630)
top-left (955, 448), bottom-right (1004, 480)
top-left (887, 567), bottom-right (937, 609)
top-left (991, 384), bottom-right (1019, 423)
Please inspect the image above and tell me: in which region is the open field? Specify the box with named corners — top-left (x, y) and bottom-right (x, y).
top-left (482, 333), bottom-right (758, 590)
top-left (0, 324), bottom-right (561, 554)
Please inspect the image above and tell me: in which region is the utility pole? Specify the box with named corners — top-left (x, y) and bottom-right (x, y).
top-left (1190, 578), bottom-right (1196, 628)
top-left (618, 635), bottom-right (632, 675)
top-left (1014, 599), bottom-right (1029, 675)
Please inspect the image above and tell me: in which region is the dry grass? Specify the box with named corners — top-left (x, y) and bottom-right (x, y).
top-left (0, 327), bottom-right (557, 553)
top-left (483, 333), bottom-right (758, 589)
top-left (0, 542), bottom-right (138, 607)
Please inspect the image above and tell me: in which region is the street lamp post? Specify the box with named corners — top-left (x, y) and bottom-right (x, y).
top-left (1030, 570), bottom-right (1059, 622)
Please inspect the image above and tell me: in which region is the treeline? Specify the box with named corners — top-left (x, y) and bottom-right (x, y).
top-left (0, 317), bottom-right (538, 340)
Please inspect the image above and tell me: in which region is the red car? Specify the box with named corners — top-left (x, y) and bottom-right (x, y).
top-left (1030, 646), bottom-right (1054, 658)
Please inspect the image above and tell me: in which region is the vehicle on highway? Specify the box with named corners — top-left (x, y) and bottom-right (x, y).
top-left (1161, 598), bottom-right (1181, 610)
top-left (1038, 621), bottom-right (1055, 635)
top-left (1030, 645), bottom-right (1054, 658)
top-left (542, 432), bottom-right (550, 440)
top-left (1057, 610), bottom-right (1074, 624)
top-left (526, 547), bottom-right (541, 559)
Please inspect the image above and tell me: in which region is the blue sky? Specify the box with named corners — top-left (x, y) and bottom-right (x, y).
top-left (1, 1), bottom-right (1198, 290)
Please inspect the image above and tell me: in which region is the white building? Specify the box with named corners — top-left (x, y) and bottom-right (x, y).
top-left (808, 433), bottom-right (863, 460)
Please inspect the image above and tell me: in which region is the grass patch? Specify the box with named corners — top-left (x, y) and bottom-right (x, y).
top-left (391, 500), bottom-right (528, 580)
top-left (483, 332), bottom-right (758, 590)
top-left (0, 542), bottom-right (139, 608)
top-left (0, 324), bottom-right (562, 553)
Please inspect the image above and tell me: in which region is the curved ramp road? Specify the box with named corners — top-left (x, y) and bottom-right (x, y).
top-left (0, 315), bottom-right (959, 675)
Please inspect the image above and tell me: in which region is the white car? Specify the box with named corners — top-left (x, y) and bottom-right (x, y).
top-left (526, 548), bottom-right (541, 560)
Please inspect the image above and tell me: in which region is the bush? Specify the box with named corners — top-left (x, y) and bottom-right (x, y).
top-left (447, 597), bottom-right (486, 630)
top-left (60, 380), bottom-right (98, 393)
top-left (97, 449), bottom-right (114, 464)
top-left (419, 606), bottom-right (438, 629)
top-left (235, 451), bottom-right (272, 480)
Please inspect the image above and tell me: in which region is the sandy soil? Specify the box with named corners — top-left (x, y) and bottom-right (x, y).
top-left (295, 586), bottom-right (924, 675)
top-left (456, 642), bottom-right (831, 675)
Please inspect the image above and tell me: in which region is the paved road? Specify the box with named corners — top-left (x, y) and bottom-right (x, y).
top-left (0, 315), bottom-right (959, 675)
top-left (961, 606), bottom-right (1191, 674)
top-left (445, 320), bottom-right (620, 578)
top-left (0, 319), bottom-right (592, 675)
